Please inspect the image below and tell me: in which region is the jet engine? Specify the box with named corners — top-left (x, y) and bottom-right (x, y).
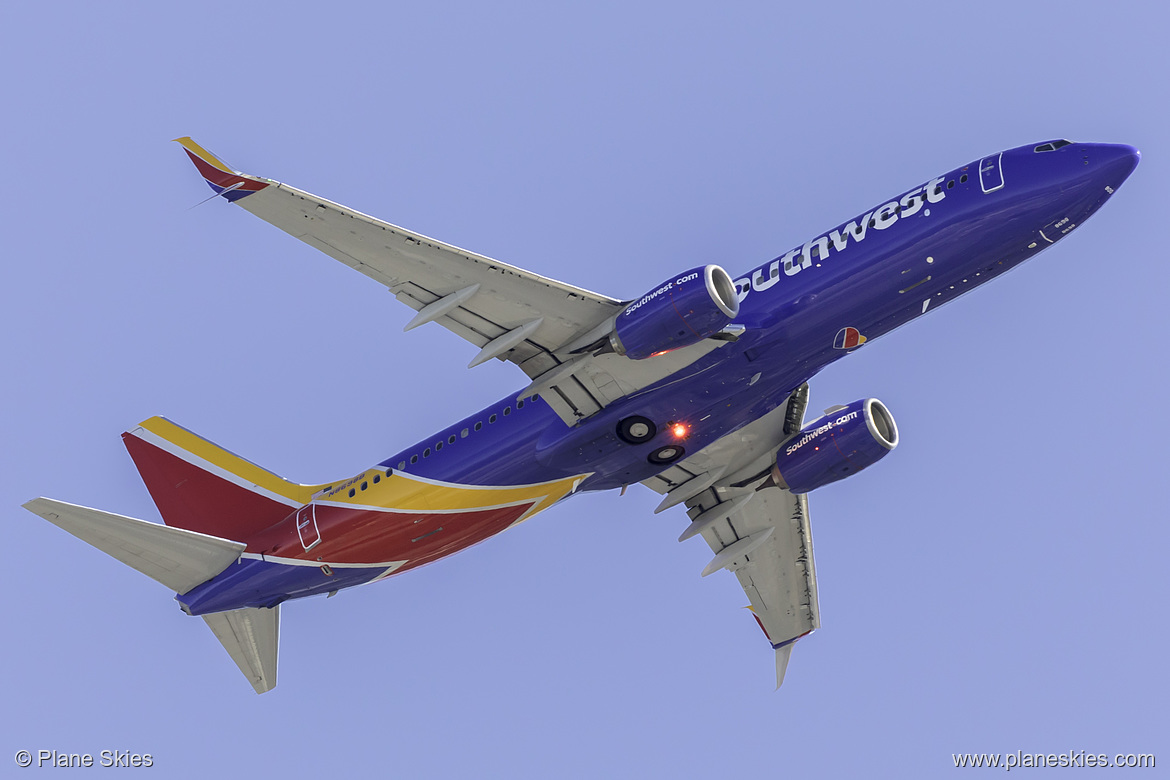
top-left (770, 398), bottom-right (898, 494)
top-left (612, 265), bottom-right (739, 360)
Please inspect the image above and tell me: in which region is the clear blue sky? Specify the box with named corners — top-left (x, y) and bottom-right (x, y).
top-left (4, 2), bottom-right (1166, 776)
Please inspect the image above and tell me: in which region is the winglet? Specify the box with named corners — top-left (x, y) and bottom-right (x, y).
top-left (774, 643), bottom-right (794, 689)
top-left (770, 630), bottom-right (812, 689)
top-left (173, 136), bottom-right (270, 201)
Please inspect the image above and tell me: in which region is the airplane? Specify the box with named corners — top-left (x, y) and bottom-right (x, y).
top-left (24, 137), bottom-right (1139, 694)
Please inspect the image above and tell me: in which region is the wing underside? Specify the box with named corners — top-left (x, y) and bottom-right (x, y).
top-left (175, 137), bottom-right (738, 424)
top-left (641, 386), bottom-right (820, 687)
top-left (236, 181), bottom-right (623, 377)
top-left (689, 488), bottom-right (820, 687)
top-left (176, 137), bottom-right (621, 372)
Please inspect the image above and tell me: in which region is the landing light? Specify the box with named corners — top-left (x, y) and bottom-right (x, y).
top-left (671, 423), bottom-right (689, 439)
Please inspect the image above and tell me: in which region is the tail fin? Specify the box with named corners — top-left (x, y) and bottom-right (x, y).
top-left (23, 498), bottom-right (279, 693)
top-left (123, 416), bottom-right (324, 541)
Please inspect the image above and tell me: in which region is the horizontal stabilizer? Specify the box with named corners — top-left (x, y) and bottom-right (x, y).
top-left (22, 497), bottom-right (245, 595)
top-left (203, 606), bottom-right (280, 694)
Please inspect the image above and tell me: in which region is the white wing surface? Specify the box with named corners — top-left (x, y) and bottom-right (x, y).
top-left (175, 137), bottom-right (735, 424)
top-left (642, 385), bottom-right (820, 687)
top-left (22, 498), bottom-right (245, 595)
top-left (203, 606), bottom-right (280, 695)
top-left (24, 497), bottom-right (281, 695)
top-left (176, 138), bottom-right (621, 376)
top-left (687, 488), bottom-right (820, 687)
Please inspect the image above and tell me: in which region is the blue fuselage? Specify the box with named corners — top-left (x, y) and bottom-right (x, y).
top-left (168, 139), bottom-right (1140, 617)
top-left (376, 141), bottom-right (1138, 492)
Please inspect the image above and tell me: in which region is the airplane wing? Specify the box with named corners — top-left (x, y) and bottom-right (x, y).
top-left (175, 138), bottom-right (735, 424)
top-left (685, 487), bottom-right (819, 688)
top-left (174, 138), bottom-right (621, 373)
top-left (641, 384), bottom-right (820, 687)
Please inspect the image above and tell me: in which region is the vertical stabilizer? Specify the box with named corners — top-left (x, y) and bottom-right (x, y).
top-left (123, 416), bottom-right (327, 541)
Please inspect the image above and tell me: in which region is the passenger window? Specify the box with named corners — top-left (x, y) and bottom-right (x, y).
top-left (474, 422), bottom-right (483, 431)
top-left (436, 441), bottom-right (443, 451)
top-left (489, 415), bottom-right (497, 424)
top-left (423, 448), bottom-right (431, 458)
top-left (410, 455), bottom-right (418, 464)
top-left (348, 488), bottom-right (356, 498)
top-left (360, 481), bottom-right (368, 491)
top-left (947, 180), bottom-right (955, 189)
top-left (373, 475), bottom-right (380, 484)
top-left (461, 428), bottom-right (469, 438)
top-left (448, 435), bottom-right (456, 444)
top-left (397, 462), bottom-right (405, 470)
top-left (503, 406), bottom-right (511, 416)
top-left (517, 400), bottom-right (524, 409)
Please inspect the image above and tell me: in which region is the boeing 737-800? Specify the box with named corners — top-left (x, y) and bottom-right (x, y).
top-left (24, 137), bottom-right (1139, 693)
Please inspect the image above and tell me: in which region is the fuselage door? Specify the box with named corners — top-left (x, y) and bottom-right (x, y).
top-left (296, 504), bottom-right (321, 551)
top-left (980, 153), bottom-right (1005, 193)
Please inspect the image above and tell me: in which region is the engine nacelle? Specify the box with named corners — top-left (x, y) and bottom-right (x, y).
top-left (772, 398), bottom-right (898, 494)
top-left (612, 265), bottom-right (739, 360)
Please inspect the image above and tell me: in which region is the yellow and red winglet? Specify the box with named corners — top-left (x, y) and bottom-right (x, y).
top-left (174, 136), bottom-right (271, 201)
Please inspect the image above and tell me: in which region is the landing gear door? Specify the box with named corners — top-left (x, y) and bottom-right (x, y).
top-left (296, 504), bottom-right (321, 551)
top-left (980, 153), bottom-right (1005, 193)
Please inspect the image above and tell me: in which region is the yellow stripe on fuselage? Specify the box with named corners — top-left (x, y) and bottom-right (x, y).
top-left (317, 469), bottom-right (583, 516)
top-left (138, 416), bottom-right (583, 516)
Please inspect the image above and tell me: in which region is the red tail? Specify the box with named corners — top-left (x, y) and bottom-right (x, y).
top-left (123, 417), bottom-right (325, 541)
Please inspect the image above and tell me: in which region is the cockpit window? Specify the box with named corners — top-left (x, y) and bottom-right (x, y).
top-left (1034, 139), bottom-right (1073, 152)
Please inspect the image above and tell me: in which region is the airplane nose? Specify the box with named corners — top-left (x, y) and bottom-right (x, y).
top-left (1089, 143), bottom-right (1140, 186)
